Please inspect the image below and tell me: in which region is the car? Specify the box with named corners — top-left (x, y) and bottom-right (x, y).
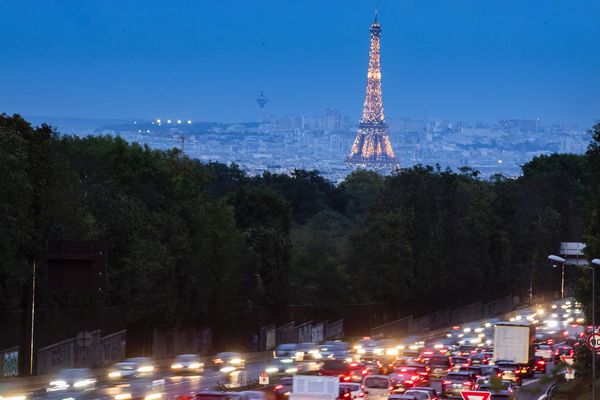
top-left (516, 362), bottom-right (534, 379)
top-left (112, 378), bottom-right (164, 400)
top-left (404, 389), bottom-right (434, 399)
top-left (108, 357), bottom-right (155, 380)
top-left (495, 361), bottom-right (522, 385)
top-left (274, 344), bottom-right (298, 360)
top-left (47, 368), bottom-right (96, 393)
top-left (295, 343), bottom-right (321, 361)
top-left (389, 368), bottom-right (423, 394)
top-left (473, 376), bottom-right (490, 390)
top-left (534, 344), bottom-right (553, 360)
top-left (458, 365), bottom-right (486, 378)
top-left (448, 356), bottom-right (469, 371)
top-left (343, 362), bottom-right (369, 382)
top-left (171, 354), bottom-right (205, 374)
top-left (426, 356), bottom-right (450, 379)
top-left (213, 352), bottom-right (245, 373)
top-left (476, 381), bottom-right (515, 400)
top-left (402, 365), bottom-right (430, 386)
top-left (265, 358), bottom-right (299, 375)
top-left (273, 377), bottom-right (293, 400)
top-left (238, 391), bottom-right (267, 400)
top-left (409, 387), bottom-right (439, 400)
top-left (533, 356), bottom-right (547, 373)
top-left (440, 371), bottom-right (477, 398)
top-left (360, 375), bottom-right (391, 400)
top-left (388, 395), bottom-right (417, 400)
top-left (339, 382), bottom-right (361, 399)
top-left (553, 345), bottom-right (574, 363)
top-left (320, 359), bottom-right (350, 379)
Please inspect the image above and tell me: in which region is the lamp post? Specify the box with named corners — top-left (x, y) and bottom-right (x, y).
top-left (548, 255), bottom-right (566, 299)
top-left (548, 255), bottom-right (599, 400)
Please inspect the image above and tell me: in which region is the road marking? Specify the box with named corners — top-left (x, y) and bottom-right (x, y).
top-left (523, 378), bottom-right (540, 386)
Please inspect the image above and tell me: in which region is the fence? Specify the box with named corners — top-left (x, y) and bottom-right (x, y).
top-left (371, 295), bottom-right (516, 338)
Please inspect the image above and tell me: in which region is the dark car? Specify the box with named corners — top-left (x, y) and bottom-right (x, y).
top-left (533, 356), bottom-right (547, 373)
top-left (553, 345), bottom-right (574, 363)
top-left (344, 362), bottom-right (369, 382)
top-left (273, 377), bottom-right (293, 400)
top-left (441, 371), bottom-right (477, 398)
top-left (403, 365), bottom-right (430, 386)
top-left (426, 356), bottom-right (450, 379)
top-left (495, 361), bottom-right (522, 386)
top-left (449, 356), bottom-right (469, 372)
top-left (321, 360), bottom-right (349, 379)
top-left (390, 367), bottom-right (424, 393)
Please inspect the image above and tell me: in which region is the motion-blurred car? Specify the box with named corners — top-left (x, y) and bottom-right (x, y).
top-left (274, 344), bottom-right (298, 361)
top-left (320, 360), bottom-right (349, 379)
top-left (47, 368), bottom-right (96, 393)
top-left (426, 356), bottom-right (450, 379)
top-left (171, 354), bottom-right (205, 374)
top-left (495, 361), bottom-right (522, 385)
top-left (360, 375), bottom-right (391, 400)
top-left (533, 356), bottom-right (547, 373)
top-left (111, 378), bottom-right (164, 400)
top-left (440, 371), bottom-right (477, 398)
top-left (390, 368), bottom-right (423, 394)
top-left (273, 377), bottom-right (293, 400)
top-left (534, 344), bottom-right (553, 360)
top-left (339, 383), bottom-right (361, 399)
top-left (295, 343), bottom-right (321, 361)
top-left (553, 345), bottom-right (574, 363)
top-left (108, 357), bottom-right (155, 380)
top-left (265, 358), bottom-right (299, 375)
top-left (408, 387), bottom-right (439, 400)
top-left (448, 356), bottom-right (469, 372)
top-left (0, 382), bottom-right (29, 400)
top-left (213, 352), bottom-right (245, 373)
top-left (475, 381), bottom-right (515, 400)
top-left (403, 389), bottom-right (435, 400)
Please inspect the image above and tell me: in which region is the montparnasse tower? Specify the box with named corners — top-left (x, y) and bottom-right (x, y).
top-left (346, 11), bottom-right (398, 167)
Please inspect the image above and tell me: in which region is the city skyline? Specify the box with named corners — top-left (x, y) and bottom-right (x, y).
top-left (1, 0), bottom-right (599, 126)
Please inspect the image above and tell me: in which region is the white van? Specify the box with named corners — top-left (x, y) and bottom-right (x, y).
top-left (361, 375), bottom-right (391, 400)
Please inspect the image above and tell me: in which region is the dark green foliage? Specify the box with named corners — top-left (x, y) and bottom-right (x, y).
top-left (0, 114), bottom-right (597, 328)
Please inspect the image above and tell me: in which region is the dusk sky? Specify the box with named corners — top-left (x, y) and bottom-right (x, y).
top-left (2, 0), bottom-right (599, 125)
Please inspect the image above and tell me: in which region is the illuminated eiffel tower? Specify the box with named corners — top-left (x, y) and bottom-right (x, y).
top-left (346, 11), bottom-right (398, 168)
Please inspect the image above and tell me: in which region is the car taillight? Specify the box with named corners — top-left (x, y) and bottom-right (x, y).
top-left (496, 373), bottom-right (502, 377)
top-left (410, 375), bottom-right (419, 381)
top-left (388, 386), bottom-right (394, 392)
top-left (462, 381), bottom-right (472, 387)
top-left (419, 372), bottom-right (428, 376)
top-left (537, 360), bottom-right (546, 365)
top-left (343, 376), bottom-right (351, 382)
top-left (442, 380), bottom-right (452, 385)
top-left (514, 369), bottom-right (521, 374)
top-left (404, 380), bottom-right (414, 386)
top-left (361, 369), bottom-right (368, 375)
top-left (358, 393), bottom-right (364, 398)
top-left (400, 368), bottom-right (408, 372)
top-left (343, 393), bottom-right (351, 398)
top-left (274, 385), bottom-right (283, 390)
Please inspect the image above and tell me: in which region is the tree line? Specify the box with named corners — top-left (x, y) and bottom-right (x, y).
top-left (1, 113), bottom-right (599, 329)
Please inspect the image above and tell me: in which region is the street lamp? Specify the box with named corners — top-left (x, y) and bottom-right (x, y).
top-left (548, 254), bottom-right (566, 299)
top-left (548, 255), bottom-right (598, 400)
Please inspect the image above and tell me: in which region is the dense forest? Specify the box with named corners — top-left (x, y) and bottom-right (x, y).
top-left (1, 113), bottom-right (599, 327)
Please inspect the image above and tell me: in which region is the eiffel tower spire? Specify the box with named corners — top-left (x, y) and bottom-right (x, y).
top-left (346, 11), bottom-right (398, 168)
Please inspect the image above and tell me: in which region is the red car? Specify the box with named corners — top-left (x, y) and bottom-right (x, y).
top-left (390, 367), bottom-right (425, 393)
top-left (533, 357), bottom-right (547, 373)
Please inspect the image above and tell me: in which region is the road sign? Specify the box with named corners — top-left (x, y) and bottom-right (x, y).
top-left (461, 391), bottom-right (491, 400)
top-left (587, 333), bottom-right (600, 350)
top-left (76, 331), bottom-right (93, 347)
top-left (560, 355), bottom-right (574, 366)
top-left (259, 371), bottom-right (269, 385)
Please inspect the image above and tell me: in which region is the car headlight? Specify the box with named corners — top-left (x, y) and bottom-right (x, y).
top-left (73, 379), bottom-right (95, 388)
top-left (220, 366), bottom-right (236, 373)
top-left (50, 380), bottom-right (68, 387)
top-left (281, 358), bottom-right (293, 364)
top-left (138, 366), bottom-right (154, 373)
top-left (115, 394), bottom-right (132, 400)
top-left (230, 358), bottom-right (243, 365)
top-left (145, 394), bottom-right (162, 400)
top-left (266, 367), bottom-right (279, 373)
top-left (213, 358), bottom-right (223, 364)
top-left (295, 352), bottom-right (304, 357)
top-left (386, 348), bottom-right (398, 356)
top-left (109, 371), bottom-right (122, 378)
top-left (285, 368), bottom-right (298, 374)
top-left (189, 363), bottom-right (202, 369)
top-left (357, 349), bottom-right (366, 354)
top-left (171, 363), bottom-right (183, 369)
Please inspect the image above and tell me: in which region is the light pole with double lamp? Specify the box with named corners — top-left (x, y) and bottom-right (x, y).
top-left (548, 255), bottom-right (600, 400)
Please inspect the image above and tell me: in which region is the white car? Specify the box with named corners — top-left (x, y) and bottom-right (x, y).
top-left (403, 390), bottom-right (433, 400)
top-left (171, 354), bottom-right (205, 374)
top-left (108, 357), bottom-right (155, 380)
top-left (213, 352), bottom-right (245, 373)
top-left (360, 375), bottom-right (391, 400)
top-left (534, 344), bottom-right (553, 360)
top-left (47, 368), bottom-right (96, 392)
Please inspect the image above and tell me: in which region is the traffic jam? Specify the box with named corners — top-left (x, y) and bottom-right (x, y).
top-left (0, 300), bottom-right (589, 400)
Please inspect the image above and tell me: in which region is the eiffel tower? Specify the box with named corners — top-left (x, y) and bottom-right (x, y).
top-left (346, 11), bottom-right (398, 167)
